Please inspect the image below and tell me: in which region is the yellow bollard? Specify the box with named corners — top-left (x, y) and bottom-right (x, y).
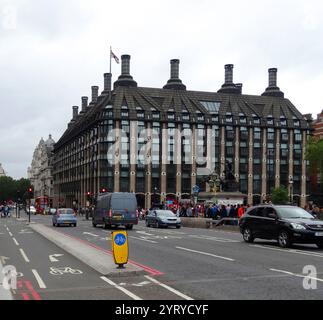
top-left (111, 230), bottom-right (129, 269)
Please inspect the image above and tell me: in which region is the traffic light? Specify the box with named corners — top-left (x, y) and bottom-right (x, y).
top-left (100, 187), bottom-right (107, 194)
top-left (28, 186), bottom-right (34, 198)
top-left (86, 191), bottom-right (92, 199)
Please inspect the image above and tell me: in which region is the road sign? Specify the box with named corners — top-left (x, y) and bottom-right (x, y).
top-left (192, 185), bottom-right (200, 193)
top-left (112, 231), bottom-right (128, 268)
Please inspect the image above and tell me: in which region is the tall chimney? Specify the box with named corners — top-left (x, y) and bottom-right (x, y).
top-left (72, 106), bottom-right (79, 120)
top-left (225, 64), bottom-right (234, 84)
top-left (81, 96), bottom-right (88, 112)
top-left (114, 54), bottom-right (137, 88)
top-left (163, 59), bottom-right (186, 90)
top-left (218, 64), bottom-right (240, 94)
top-left (268, 68), bottom-right (277, 87)
top-left (262, 67), bottom-right (284, 98)
top-left (91, 86), bottom-right (99, 103)
top-left (104, 73), bottom-right (112, 92)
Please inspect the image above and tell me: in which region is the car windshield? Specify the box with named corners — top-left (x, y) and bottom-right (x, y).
top-left (276, 207), bottom-right (315, 219)
top-left (58, 209), bottom-right (74, 215)
top-left (156, 210), bottom-right (176, 217)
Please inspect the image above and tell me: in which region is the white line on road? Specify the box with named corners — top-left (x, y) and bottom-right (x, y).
top-left (175, 246), bottom-right (235, 262)
top-left (270, 268), bottom-right (323, 282)
top-left (8, 232), bottom-right (13, 237)
top-left (19, 249), bottom-right (30, 263)
top-left (145, 275), bottom-right (194, 300)
top-left (189, 235), bottom-right (239, 243)
top-left (129, 236), bottom-right (158, 244)
top-left (251, 244), bottom-right (323, 258)
top-left (32, 269), bottom-right (47, 289)
top-left (12, 238), bottom-right (19, 246)
top-left (100, 276), bottom-right (142, 300)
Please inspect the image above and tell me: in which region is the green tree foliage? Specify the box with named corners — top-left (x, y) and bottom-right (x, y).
top-left (306, 137), bottom-right (323, 183)
top-left (271, 186), bottom-right (289, 205)
top-left (0, 176), bottom-right (31, 203)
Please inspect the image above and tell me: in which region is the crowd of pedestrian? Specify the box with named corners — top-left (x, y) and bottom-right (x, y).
top-left (0, 203), bottom-right (11, 218)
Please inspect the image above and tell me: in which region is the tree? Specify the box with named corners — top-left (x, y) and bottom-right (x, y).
top-left (271, 186), bottom-right (289, 205)
top-left (306, 137), bottom-right (323, 184)
top-left (0, 176), bottom-right (31, 204)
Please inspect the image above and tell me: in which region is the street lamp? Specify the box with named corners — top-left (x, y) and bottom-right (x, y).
top-left (289, 177), bottom-right (294, 205)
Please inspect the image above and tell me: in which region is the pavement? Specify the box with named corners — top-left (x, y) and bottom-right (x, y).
top-left (2, 210), bottom-right (323, 300)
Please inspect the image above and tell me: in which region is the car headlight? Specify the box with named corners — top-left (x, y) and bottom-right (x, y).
top-left (291, 223), bottom-right (306, 230)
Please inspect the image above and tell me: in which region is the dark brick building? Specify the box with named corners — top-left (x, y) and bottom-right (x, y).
top-left (53, 54), bottom-right (312, 208)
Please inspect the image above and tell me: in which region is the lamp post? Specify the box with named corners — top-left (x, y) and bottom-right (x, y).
top-left (153, 186), bottom-right (157, 207)
top-left (289, 177), bottom-right (294, 205)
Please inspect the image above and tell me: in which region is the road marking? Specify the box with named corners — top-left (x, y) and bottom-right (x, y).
top-left (189, 234), bottom-right (239, 243)
top-left (270, 268), bottom-right (323, 282)
top-left (145, 275), bottom-right (194, 300)
top-left (32, 270), bottom-right (47, 289)
top-left (49, 254), bottom-right (64, 262)
top-left (175, 246), bottom-right (235, 262)
top-left (19, 249), bottom-right (30, 263)
top-left (119, 281), bottom-right (151, 287)
top-left (136, 231), bottom-right (155, 236)
top-left (100, 276), bottom-right (142, 300)
top-left (8, 232), bottom-right (13, 237)
top-left (83, 232), bottom-right (99, 237)
top-left (129, 236), bottom-right (158, 243)
top-left (12, 238), bottom-right (19, 246)
top-left (24, 280), bottom-right (41, 300)
top-left (251, 244), bottom-right (323, 258)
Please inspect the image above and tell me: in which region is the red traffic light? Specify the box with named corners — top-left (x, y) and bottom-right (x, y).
top-left (28, 187), bottom-right (33, 193)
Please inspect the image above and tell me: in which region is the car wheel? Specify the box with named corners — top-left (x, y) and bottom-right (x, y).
top-left (176, 225), bottom-right (181, 229)
top-left (92, 222), bottom-right (97, 228)
top-left (74, 224), bottom-right (77, 227)
top-left (145, 220), bottom-right (150, 227)
top-left (316, 243), bottom-right (323, 249)
top-left (278, 230), bottom-right (292, 248)
top-left (52, 222), bottom-right (55, 227)
top-left (126, 224), bottom-right (133, 230)
top-left (242, 227), bottom-right (254, 243)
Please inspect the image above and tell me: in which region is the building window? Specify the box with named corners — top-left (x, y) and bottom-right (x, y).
top-left (152, 112), bottom-right (160, 119)
top-left (267, 115), bottom-right (274, 125)
top-left (182, 112), bottom-right (190, 121)
top-left (280, 116), bottom-right (287, 126)
top-left (168, 113), bottom-right (175, 120)
top-left (199, 101), bottom-right (220, 114)
top-left (226, 113), bottom-right (233, 123)
top-left (121, 106), bottom-right (129, 118)
top-left (253, 114), bottom-right (260, 124)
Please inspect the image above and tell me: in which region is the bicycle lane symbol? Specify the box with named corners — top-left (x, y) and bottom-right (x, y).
top-left (49, 267), bottom-right (83, 276)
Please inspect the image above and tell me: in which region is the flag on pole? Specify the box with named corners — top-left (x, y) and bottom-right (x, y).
top-left (110, 49), bottom-right (120, 64)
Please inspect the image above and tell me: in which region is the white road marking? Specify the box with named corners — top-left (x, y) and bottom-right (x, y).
top-left (145, 275), bottom-right (194, 300)
top-left (119, 281), bottom-right (151, 287)
top-left (176, 246), bottom-right (235, 262)
top-left (32, 269), bottom-right (47, 289)
top-left (100, 276), bottom-right (142, 300)
top-left (49, 254), bottom-right (64, 262)
top-left (83, 232), bottom-right (99, 237)
top-left (12, 238), bottom-right (19, 246)
top-left (8, 232), bottom-right (13, 237)
top-left (19, 249), bottom-right (30, 263)
top-left (251, 244), bottom-right (323, 258)
top-left (270, 268), bottom-right (323, 282)
top-left (189, 234), bottom-right (239, 243)
top-left (129, 236), bottom-right (157, 244)
top-left (136, 231), bottom-right (155, 236)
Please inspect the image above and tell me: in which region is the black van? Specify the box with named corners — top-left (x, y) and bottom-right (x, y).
top-left (93, 192), bottom-right (138, 229)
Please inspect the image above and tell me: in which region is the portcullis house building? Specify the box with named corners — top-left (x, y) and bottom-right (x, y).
top-left (53, 54), bottom-right (312, 208)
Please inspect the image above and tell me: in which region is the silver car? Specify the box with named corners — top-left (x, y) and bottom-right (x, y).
top-left (145, 210), bottom-right (181, 229)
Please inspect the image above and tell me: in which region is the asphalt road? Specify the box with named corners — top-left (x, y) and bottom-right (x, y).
top-left (2, 210), bottom-right (323, 300)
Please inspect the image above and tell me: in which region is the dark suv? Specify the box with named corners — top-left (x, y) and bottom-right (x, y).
top-left (239, 205), bottom-right (323, 248)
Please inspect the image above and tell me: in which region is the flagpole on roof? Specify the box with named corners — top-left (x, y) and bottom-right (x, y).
top-left (109, 45), bottom-right (112, 75)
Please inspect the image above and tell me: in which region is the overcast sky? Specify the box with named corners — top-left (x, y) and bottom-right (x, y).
top-left (1, 0), bottom-right (323, 179)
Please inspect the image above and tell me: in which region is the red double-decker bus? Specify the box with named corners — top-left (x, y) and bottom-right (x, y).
top-left (35, 196), bottom-right (49, 214)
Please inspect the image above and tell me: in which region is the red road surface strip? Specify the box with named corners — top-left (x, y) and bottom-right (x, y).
top-left (55, 229), bottom-right (163, 276)
top-left (24, 281), bottom-right (41, 300)
top-left (20, 292), bottom-right (30, 300)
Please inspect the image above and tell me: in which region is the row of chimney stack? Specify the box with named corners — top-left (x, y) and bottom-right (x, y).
top-left (70, 55), bottom-right (284, 121)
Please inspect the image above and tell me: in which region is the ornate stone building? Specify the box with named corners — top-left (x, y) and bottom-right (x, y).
top-left (0, 163), bottom-right (5, 177)
top-left (28, 135), bottom-right (55, 204)
top-left (53, 54), bottom-right (312, 208)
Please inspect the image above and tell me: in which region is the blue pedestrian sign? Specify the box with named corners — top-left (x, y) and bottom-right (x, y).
top-left (114, 233), bottom-right (127, 246)
top-left (192, 185), bottom-right (200, 193)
